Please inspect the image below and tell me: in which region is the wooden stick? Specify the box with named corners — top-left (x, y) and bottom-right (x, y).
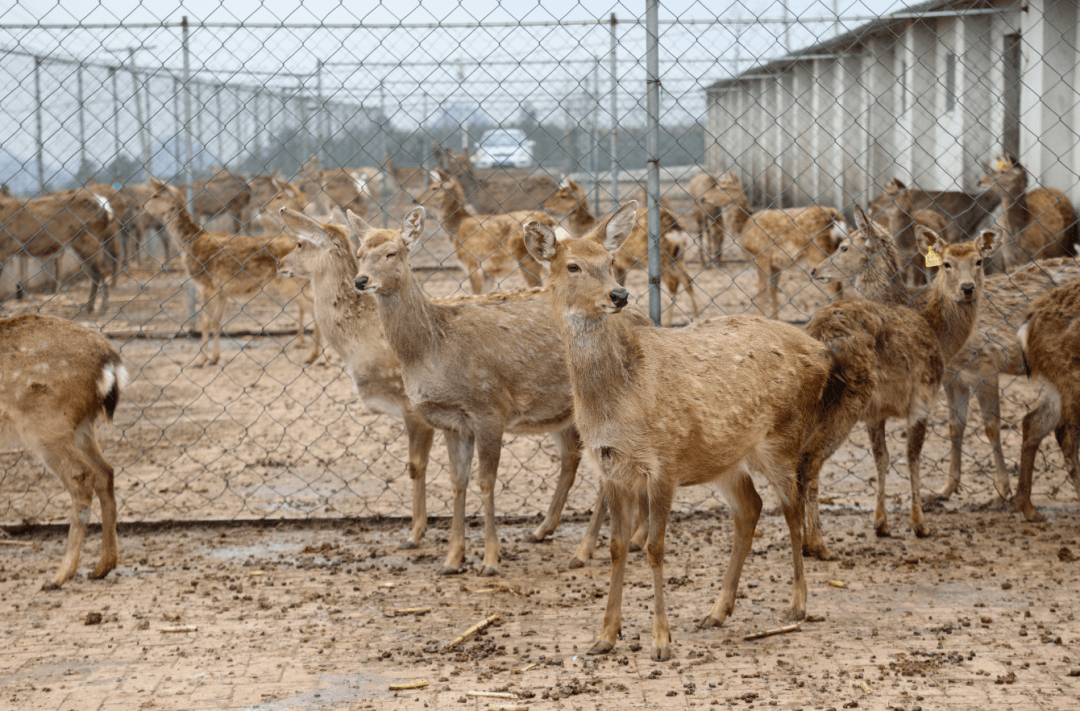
top-left (743, 623), bottom-right (801, 641)
top-left (446, 612), bottom-right (501, 649)
top-left (386, 607), bottom-right (432, 618)
top-left (467, 691), bottom-right (518, 699)
top-left (159, 625), bottom-right (198, 633)
top-left (489, 706), bottom-right (528, 711)
top-left (0, 540), bottom-right (34, 546)
top-left (389, 680), bottom-right (429, 691)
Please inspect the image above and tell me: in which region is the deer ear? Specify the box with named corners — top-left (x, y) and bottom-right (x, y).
top-left (330, 207), bottom-right (347, 227)
top-left (401, 207), bottom-right (425, 248)
top-left (978, 227), bottom-right (1003, 258)
top-left (345, 209), bottom-right (374, 250)
top-left (601, 201), bottom-right (638, 253)
top-left (915, 225), bottom-right (946, 263)
top-left (150, 177), bottom-right (166, 190)
top-left (852, 203), bottom-right (872, 232)
top-left (524, 221), bottom-right (559, 264)
top-left (886, 177), bottom-right (905, 195)
top-left (280, 207), bottom-right (332, 250)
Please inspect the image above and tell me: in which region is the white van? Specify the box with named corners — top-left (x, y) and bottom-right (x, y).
top-left (473, 129), bottom-right (534, 169)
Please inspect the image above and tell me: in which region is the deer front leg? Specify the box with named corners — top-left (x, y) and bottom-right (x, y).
top-left (701, 473), bottom-right (762, 630)
top-left (1016, 398), bottom-right (1058, 522)
top-left (906, 419), bottom-right (930, 538)
top-left (440, 430), bottom-right (475, 574)
top-left (570, 487), bottom-right (607, 569)
top-left (645, 481), bottom-right (676, 662)
top-left (401, 413), bottom-right (436, 549)
top-left (589, 482), bottom-right (631, 656)
top-left (629, 491), bottom-right (648, 552)
top-left (868, 419), bottom-right (892, 537)
top-left (1054, 407), bottom-right (1080, 503)
top-left (975, 377), bottom-right (1010, 504)
top-left (935, 378), bottom-right (970, 501)
top-left (475, 432), bottom-right (505, 576)
top-left (531, 427), bottom-right (582, 542)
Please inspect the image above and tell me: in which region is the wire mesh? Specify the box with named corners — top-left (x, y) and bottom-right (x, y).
top-left (1, 0), bottom-right (1078, 527)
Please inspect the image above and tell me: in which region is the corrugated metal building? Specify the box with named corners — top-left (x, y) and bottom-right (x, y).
top-left (703, 0), bottom-right (1077, 209)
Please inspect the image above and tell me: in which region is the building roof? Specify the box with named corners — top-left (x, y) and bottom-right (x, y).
top-left (705, 0), bottom-right (1009, 93)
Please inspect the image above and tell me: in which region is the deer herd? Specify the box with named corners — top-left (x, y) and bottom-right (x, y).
top-left (3, 145), bottom-right (1080, 661)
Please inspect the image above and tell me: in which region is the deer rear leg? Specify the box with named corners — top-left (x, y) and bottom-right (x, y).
top-left (700, 473), bottom-right (762, 630)
top-left (589, 483), bottom-right (632, 656)
top-left (1016, 397), bottom-right (1060, 522)
top-left (83, 434), bottom-right (119, 580)
top-left (570, 487), bottom-right (607, 569)
top-left (799, 449), bottom-right (836, 561)
top-left (906, 419), bottom-right (931, 538)
top-left (531, 428), bottom-right (582, 542)
top-left (975, 377), bottom-right (1010, 503)
top-left (40, 440), bottom-right (95, 590)
top-left (775, 466), bottom-right (808, 622)
top-left (629, 491), bottom-right (648, 551)
top-left (475, 433), bottom-right (504, 576)
top-left (934, 379), bottom-right (969, 501)
top-left (1054, 406), bottom-right (1080, 502)
top-left (868, 419), bottom-right (892, 537)
top-left (305, 320), bottom-right (322, 364)
top-left (400, 413), bottom-right (436, 549)
top-left (439, 430), bottom-right (474, 574)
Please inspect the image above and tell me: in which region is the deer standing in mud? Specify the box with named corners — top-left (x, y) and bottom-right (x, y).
top-left (524, 202), bottom-right (834, 661)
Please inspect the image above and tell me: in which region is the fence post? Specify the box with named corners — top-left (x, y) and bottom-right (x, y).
top-left (33, 57), bottom-right (45, 193)
top-left (182, 16), bottom-right (197, 324)
top-left (253, 86), bottom-right (262, 165)
top-left (316, 59), bottom-right (324, 164)
top-left (609, 12), bottom-right (618, 207)
top-left (77, 63), bottom-right (87, 179)
top-left (111, 67), bottom-right (120, 169)
top-left (298, 78), bottom-right (308, 167)
top-left (591, 55), bottom-right (601, 212)
top-left (645, 0), bottom-right (662, 326)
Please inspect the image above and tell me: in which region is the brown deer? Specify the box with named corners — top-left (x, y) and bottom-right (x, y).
top-left (0, 189), bottom-right (119, 313)
top-left (542, 178), bottom-right (700, 326)
top-left (692, 171), bottom-right (750, 264)
top-left (294, 162), bottom-right (371, 221)
top-left (877, 178), bottom-right (953, 286)
top-left (415, 169), bottom-right (557, 294)
top-left (353, 206), bottom-right (655, 575)
top-left (724, 204), bottom-right (848, 319)
top-left (798, 208), bottom-right (1000, 559)
top-left (1015, 279), bottom-right (1080, 521)
top-left (141, 179), bottom-right (298, 366)
top-left (432, 142), bottom-right (560, 214)
top-left (189, 169), bottom-right (252, 233)
top-left (0, 314), bottom-right (125, 589)
top-left (278, 206), bottom-right (612, 553)
top-left (867, 181), bottom-right (997, 240)
top-left (524, 202), bottom-right (833, 661)
top-left (811, 219), bottom-right (1079, 506)
top-left (979, 153), bottom-right (1079, 272)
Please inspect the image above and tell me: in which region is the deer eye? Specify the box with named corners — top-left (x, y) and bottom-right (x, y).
top-left (567, 264), bottom-right (580, 273)
top-left (839, 244), bottom-right (848, 253)
top-left (975, 259), bottom-right (982, 267)
top-left (943, 262), bottom-right (952, 269)
top-left (386, 252), bottom-right (397, 260)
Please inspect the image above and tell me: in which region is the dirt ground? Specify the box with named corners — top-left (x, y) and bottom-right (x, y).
top-left (1, 505), bottom-right (1079, 710)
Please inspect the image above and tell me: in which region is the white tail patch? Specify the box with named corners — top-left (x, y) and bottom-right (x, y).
top-left (429, 169), bottom-right (441, 184)
top-left (97, 363), bottom-right (128, 401)
top-left (664, 229), bottom-right (692, 250)
top-left (1017, 321), bottom-right (1031, 354)
top-left (349, 170), bottom-right (369, 194)
top-left (830, 219), bottom-right (848, 242)
top-left (560, 177), bottom-right (571, 190)
top-left (554, 226), bottom-right (574, 242)
top-left (93, 193), bottom-right (114, 220)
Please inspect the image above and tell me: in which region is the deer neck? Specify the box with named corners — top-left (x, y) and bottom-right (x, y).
top-left (916, 282), bottom-right (980, 362)
top-left (433, 191), bottom-right (469, 238)
top-left (854, 249), bottom-right (916, 308)
top-left (568, 204), bottom-right (598, 237)
top-left (310, 253), bottom-right (381, 340)
top-left (999, 188), bottom-right (1032, 237)
top-left (374, 268), bottom-right (444, 368)
top-left (162, 206), bottom-right (204, 246)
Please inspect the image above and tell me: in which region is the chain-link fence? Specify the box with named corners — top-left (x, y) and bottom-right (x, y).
top-left (1, 0), bottom-right (1076, 527)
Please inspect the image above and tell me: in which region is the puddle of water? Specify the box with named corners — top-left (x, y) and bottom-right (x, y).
top-left (242, 671), bottom-right (395, 710)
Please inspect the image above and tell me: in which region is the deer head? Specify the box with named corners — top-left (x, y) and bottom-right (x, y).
top-left (353, 207), bottom-right (426, 296)
top-left (922, 226), bottom-right (1002, 303)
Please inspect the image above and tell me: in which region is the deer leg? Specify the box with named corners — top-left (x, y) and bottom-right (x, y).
top-left (1054, 402), bottom-right (1080, 502)
top-left (295, 297), bottom-right (307, 349)
top-left (750, 258), bottom-right (770, 317)
top-left (531, 427), bottom-right (582, 542)
top-left (589, 482), bottom-right (632, 656)
top-left (195, 291), bottom-right (217, 367)
top-left (1016, 396), bottom-right (1060, 522)
top-left (439, 430), bottom-right (474, 574)
top-left (570, 487), bottom-right (607, 569)
top-left (209, 292), bottom-right (228, 365)
top-left (629, 491), bottom-right (648, 552)
top-left (798, 448), bottom-right (835, 561)
top-left (700, 472), bottom-right (762, 630)
top-left (869, 419), bottom-right (892, 537)
top-left (644, 480), bottom-right (676, 661)
top-left (39, 439), bottom-right (94, 590)
top-left (305, 319), bottom-right (322, 365)
top-left (681, 271), bottom-right (701, 320)
top-left (400, 413), bottom-right (436, 549)
top-left (974, 376), bottom-right (1010, 504)
top-left (475, 432), bottom-right (504, 576)
top-left (774, 462), bottom-right (808, 622)
top-left (934, 378), bottom-right (970, 501)
top-left (83, 434), bottom-right (119, 580)
top-left (906, 419), bottom-right (931, 538)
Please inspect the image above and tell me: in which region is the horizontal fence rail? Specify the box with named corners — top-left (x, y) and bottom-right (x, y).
top-left (1, 0), bottom-right (1078, 528)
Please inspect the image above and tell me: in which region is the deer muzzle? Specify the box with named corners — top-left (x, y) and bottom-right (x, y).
top-left (354, 276), bottom-right (370, 292)
top-left (960, 282), bottom-right (975, 298)
top-left (609, 288), bottom-right (630, 310)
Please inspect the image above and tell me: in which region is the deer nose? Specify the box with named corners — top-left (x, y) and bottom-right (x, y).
top-left (610, 288), bottom-right (629, 309)
top-left (960, 282), bottom-right (975, 296)
top-left (354, 276), bottom-right (369, 292)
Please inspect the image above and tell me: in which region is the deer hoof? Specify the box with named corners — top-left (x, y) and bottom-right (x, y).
top-left (913, 523), bottom-right (931, 538)
top-left (437, 565), bottom-right (465, 576)
top-left (697, 614), bottom-right (723, 629)
top-left (41, 581), bottom-right (62, 591)
top-left (88, 567), bottom-right (113, 580)
top-left (628, 540), bottom-right (643, 553)
top-left (651, 645), bottom-right (672, 662)
top-left (1017, 502), bottom-right (1046, 523)
top-left (874, 523), bottom-right (891, 538)
top-left (479, 565), bottom-right (497, 577)
top-left (398, 539), bottom-right (418, 550)
top-left (568, 557), bottom-right (585, 570)
top-left (587, 640), bottom-right (614, 656)
top-left (783, 605), bottom-right (806, 623)
top-left (803, 542), bottom-right (836, 561)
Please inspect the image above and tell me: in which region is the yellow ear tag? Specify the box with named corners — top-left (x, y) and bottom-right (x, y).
top-left (996, 159), bottom-right (1005, 171)
top-left (925, 244), bottom-right (943, 268)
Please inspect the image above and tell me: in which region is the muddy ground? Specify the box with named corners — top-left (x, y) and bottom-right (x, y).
top-left (1, 505), bottom-right (1079, 710)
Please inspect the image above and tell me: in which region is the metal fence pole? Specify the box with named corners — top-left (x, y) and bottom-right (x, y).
top-left (316, 59), bottom-right (324, 163)
top-left (253, 86), bottom-right (262, 165)
top-left (110, 67), bottom-right (120, 171)
top-left (33, 57), bottom-right (45, 193)
top-left (645, 0), bottom-right (662, 326)
top-left (298, 79), bottom-right (308, 167)
top-left (129, 50), bottom-right (150, 180)
top-left (609, 12), bottom-right (619, 206)
top-left (77, 63), bottom-right (87, 178)
top-left (591, 55), bottom-right (601, 212)
top-left (182, 16), bottom-right (198, 324)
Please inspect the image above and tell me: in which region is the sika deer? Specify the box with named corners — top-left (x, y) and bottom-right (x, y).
top-left (432, 143), bottom-right (560, 214)
top-left (524, 203), bottom-right (833, 661)
top-left (141, 179), bottom-right (298, 366)
top-left (812, 218), bottom-right (1079, 506)
top-left (695, 171), bottom-right (751, 264)
top-left (415, 169), bottom-right (557, 294)
top-left (0, 314), bottom-right (125, 589)
top-left (353, 206), bottom-right (653, 574)
top-left (980, 153), bottom-right (1079, 272)
top-left (189, 169), bottom-right (252, 233)
top-left (798, 209), bottom-right (1000, 558)
top-left (1015, 279), bottom-right (1080, 521)
top-left (543, 178), bottom-right (700, 326)
top-left (879, 178), bottom-right (952, 286)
